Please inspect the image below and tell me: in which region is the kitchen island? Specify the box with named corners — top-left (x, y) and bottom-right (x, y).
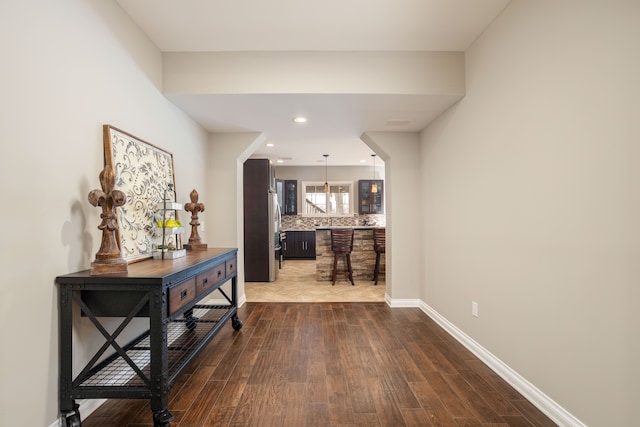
top-left (315, 227), bottom-right (385, 283)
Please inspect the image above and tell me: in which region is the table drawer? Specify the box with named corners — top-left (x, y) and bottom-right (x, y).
top-left (226, 257), bottom-right (237, 276)
top-left (168, 277), bottom-right (196, 315)
top-left (196, 263), bottom-right (226, 296)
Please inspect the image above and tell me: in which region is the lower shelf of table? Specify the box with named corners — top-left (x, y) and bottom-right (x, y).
top-left (71, 304), bottom-right (235, 398)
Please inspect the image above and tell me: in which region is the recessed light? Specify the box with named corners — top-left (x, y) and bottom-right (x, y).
top-left (359, 159), bottom-right (366, 163)
top-left (276, 159), bottom-right (284, 163)
top-left (292, 117), bottom-right (307, 123)
top-left (266, 143), bottom-right (274, 147)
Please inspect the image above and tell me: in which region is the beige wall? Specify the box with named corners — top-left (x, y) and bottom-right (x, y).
top-left (163, 51), bottom-right (465, 95)
top-left (420, 0), bottom-right (639, 425)
top-left (0, 1), bottom-right (209, 425)
top-left (204, 132), bottom-right (265, 299)
top-left (362, 132), bottom-right (423, 301)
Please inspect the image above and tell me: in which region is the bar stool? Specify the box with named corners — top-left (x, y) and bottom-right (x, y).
top-left (372, 228), bottom-right (385, 285)
top-left (331, 228), bottom-right (355, 286)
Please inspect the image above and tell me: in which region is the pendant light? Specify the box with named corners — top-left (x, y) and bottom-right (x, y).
top-left (371, 154), bottom-right (378, 193)
top-left (323, 154), bottom-right (329, 193)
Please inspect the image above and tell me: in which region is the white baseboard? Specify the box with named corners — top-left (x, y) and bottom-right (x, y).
top-left (417, 300), bottom-right (586, 427)
top-left (384, 293), bottom-right (420, 307)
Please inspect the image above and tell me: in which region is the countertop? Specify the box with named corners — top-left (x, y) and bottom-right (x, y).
top-left (315, 226), bottom-right (384, 230)
top-left (283, 226), bottom-right (385, 232)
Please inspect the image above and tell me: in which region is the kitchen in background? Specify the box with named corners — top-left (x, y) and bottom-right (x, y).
top-left (243, 157), bottom-right (386, 282)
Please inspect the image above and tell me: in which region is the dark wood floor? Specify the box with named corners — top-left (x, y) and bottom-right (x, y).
top-left (82, 303), bottom-right (557, 427)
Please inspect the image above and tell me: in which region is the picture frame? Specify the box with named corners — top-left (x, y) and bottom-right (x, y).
top-left (103, 124), bottom-right (178, 262)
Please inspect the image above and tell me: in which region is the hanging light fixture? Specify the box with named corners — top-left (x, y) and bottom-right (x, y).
top-left (323, 154), bottom-right (329, 193)
top-left (371, 154), bottom-right (378, 193)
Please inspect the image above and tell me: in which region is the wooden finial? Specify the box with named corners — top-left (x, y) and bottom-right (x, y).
top-left (184, 189), bottom-right (207, 250)
top-left (88, 165), bottom-right (128, 275)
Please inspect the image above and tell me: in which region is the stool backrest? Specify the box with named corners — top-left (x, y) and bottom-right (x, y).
top-left (331, 228), bottom-right (354, 252)
top-left (373, 228), bottom-right (385, 251)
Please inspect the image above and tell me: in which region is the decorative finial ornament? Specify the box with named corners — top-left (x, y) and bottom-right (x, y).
top-left (184, 189), bottom-right (207, 250)
top-left (88, 164), bottom-right (128, 275)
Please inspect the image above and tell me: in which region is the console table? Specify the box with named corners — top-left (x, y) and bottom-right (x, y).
top-left (56, 248), bottom-right (242, 427)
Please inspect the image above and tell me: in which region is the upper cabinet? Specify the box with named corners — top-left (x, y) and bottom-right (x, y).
top-left (284, 180), bottom-right (297, 215)
top-left (358, 180), bottom-right (384, 214)
top-left (275, 179), bottom-right (284, 215)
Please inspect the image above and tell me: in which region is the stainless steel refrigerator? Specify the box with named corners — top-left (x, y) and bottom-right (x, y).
top-left (243, 159), bottom-right (282, 282)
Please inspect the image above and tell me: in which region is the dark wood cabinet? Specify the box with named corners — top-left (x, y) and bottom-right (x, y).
top-left (283, 230), bottom-right (316, 259)
top-left (358, 180), bottom-right (384, 214)
top-left (284, 180), bottom-right (297, 215)
top-left (244, 159), bottom-right (277, 282)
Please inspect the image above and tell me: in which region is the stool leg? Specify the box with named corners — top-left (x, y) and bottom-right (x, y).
top-left (346, 253), bottom-right (355, 286)
top-left (332, 254), bottom-right (338, 285)
top-left (373, 251), bottom-right (380, 285)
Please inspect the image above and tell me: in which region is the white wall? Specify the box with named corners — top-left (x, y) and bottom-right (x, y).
top-left (420, 1), bottom-right (639, 425)
top-left (0, 1), bottom-right (209, 425)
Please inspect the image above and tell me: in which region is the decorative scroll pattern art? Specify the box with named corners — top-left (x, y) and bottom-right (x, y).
top-left (103, 125), bottom-right (177, 262)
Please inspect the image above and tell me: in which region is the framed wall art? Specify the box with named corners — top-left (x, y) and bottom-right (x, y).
top-left (103, 124), bottom-right (178, 262)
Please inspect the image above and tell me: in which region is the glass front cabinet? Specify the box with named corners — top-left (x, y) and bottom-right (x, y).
top-left (284, 180), bottom-right (297, 215)
top-left (358, 180), bottom-right (384, 214)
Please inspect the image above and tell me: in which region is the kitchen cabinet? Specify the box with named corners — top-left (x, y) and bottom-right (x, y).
top-left (283, 230), bottom-right (316, 259)
top-left (244, 159), bottom-right (278, 282)
top-left (358, 180), bottom-right (384, 214)
top-left (284, 180), bottom-right (297, 215)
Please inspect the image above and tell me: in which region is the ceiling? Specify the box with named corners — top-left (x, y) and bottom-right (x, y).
top-left (116, 0), bottom-right (510, 165)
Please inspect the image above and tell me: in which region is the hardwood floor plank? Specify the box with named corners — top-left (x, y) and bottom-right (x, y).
top-left (177, 379), bottom-right (225, 427)
top-left (212, 381), bottom-right (246, 408)
top-left (327, 374), bottom-right (354, 425)
top-left (443, 373), bottom-right (503, 423)
top-left (226, 336), bottom-right (263, 383)
top-left (281, 382), bottom-right (306, 426)
top-left (453, 417), bottom-right (483, 426)
top-left (510, 399), bottom-right (558, 427)
top-left (202, 406), bottom-right (236, 427)
top-left (303, 402), bottom-right (331, 427)
top-left (305, 340), bottom-right (328, 403)
top-left (345, 367), bottom-right (377, 414)
top-left (457, 369), bottom-right (521, 416)
top-left (367, 376), bottom-right (409, 427)
top-left (405, 341), bottom-right (439, 374)
top-left (422, 371), bottom-right (475, 418)
top-left (401, 408), bottom-right (434, 427)
top-left (498, 415), bottom-right (537, 427)
top-left (392, 348), bottom-right (428, 382)
top-left (170, 366), bottom-right (215, 411)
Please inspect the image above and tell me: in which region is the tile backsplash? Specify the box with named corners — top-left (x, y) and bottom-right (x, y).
top-left (281, 214), bottom-right (386, 230)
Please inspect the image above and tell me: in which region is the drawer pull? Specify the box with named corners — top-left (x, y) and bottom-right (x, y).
top-left (203, 278), bottom-right (208, 285)
top-left (180, 289), bottom-right (188, 300)
top-left (217, 270), bottom-right (222, 277)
